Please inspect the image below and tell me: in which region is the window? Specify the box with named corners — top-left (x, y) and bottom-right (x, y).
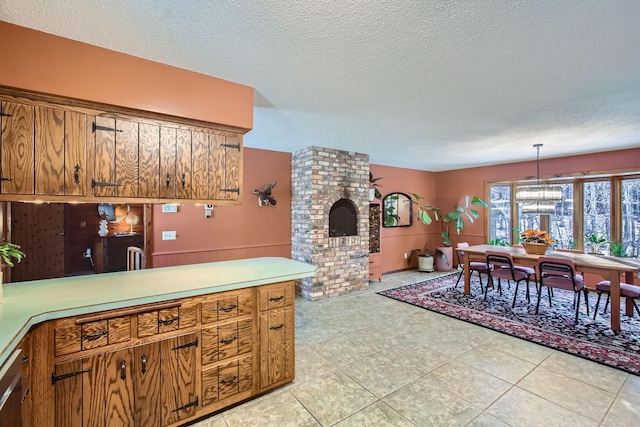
top-left (583, 181), bottom-right (611, 252)
top-left (549, 183), bottom-right (573, 249)
top-left (622, 178), bottom-right (640, 257)
top-left (489, 185), bottom-right (511, 244)
top-left (488, 174), bottom-right (638, 254)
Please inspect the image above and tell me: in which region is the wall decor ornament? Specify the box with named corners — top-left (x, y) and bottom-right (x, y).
top-left (253, 182), bottom-right (277, 207)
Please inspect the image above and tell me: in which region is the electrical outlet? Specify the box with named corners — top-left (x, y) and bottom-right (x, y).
top-left (162, 231), bottom-right (177, 240)
top-left (404, 252), bottom-right (408, 259)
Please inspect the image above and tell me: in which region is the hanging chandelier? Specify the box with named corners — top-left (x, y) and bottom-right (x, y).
top-left (516, 144), bottom-right (562, 215)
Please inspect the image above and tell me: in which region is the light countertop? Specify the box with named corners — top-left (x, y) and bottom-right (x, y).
top-left (0, 257), bottom-right (315, 368)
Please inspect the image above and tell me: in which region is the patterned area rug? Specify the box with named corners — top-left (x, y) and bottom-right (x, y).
top-left (378, 273), bottom-right (640, 375)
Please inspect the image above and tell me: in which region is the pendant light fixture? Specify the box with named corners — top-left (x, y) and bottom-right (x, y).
top-left (516, 144), bottom-right (562, 215)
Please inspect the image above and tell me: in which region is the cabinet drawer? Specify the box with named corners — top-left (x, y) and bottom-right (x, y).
top-left (368, 253), bottom-right (380, 267)
top-left (138, 307), bottom-right (179, 338)
top-left (54, 316), bottom-right (131, 356)
top-left (136, 302), bottom-right (196, 338)
top-left (201, 290), bottom-right (253, 324)
top-left (201, 319), bottom-right (252, 365)
top-left (258, 281), bottom-right (294, 311)
top-left (201, 356), bottom-right (253, 407)
top-left (368, 266), bottom-right (382, 280)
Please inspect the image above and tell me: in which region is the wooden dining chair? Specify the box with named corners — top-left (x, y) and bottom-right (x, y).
top-left (537, 256), bottom-right (589, 322)
top-left (127, 246), bottom-right (146, 271)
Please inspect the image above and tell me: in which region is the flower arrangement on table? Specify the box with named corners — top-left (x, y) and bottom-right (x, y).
top-left (519, 229), bottom-right (554, 254)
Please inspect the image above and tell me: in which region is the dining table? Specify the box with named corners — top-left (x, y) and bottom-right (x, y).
top-left (456, 244), bottom-right (640, 332)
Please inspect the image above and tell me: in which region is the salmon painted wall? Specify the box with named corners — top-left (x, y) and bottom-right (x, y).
top-left (370, 164), bottom-right (439, 273)
top-left (0, 21), bottom-right (253, 129)
top-left (436, 147), bottom-right (640, 249)
top-left (151, 148), bottom-right (291, 267)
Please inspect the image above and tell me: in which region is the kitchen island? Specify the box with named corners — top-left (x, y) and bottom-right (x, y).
top-left (0, 257), bottom-right (315, 426)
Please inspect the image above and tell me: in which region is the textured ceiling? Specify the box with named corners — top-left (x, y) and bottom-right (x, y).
top-left (2, 0), bottom-right (640, 171)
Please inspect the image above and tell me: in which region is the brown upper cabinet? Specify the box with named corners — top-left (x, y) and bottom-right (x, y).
top-left (1, 101), bottom-right (88, 196)
top-left (0, 90), bottom-right (244, 204)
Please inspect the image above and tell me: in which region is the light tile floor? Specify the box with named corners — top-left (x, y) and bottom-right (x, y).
top-left (192, 270), bottom-right (640, 427)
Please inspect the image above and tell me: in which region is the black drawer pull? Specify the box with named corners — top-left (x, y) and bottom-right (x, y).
top-left (172, 397), bottom-right (199, 412)
top-left (165, 172), bottom-right (171, 188)
top-left (172, 338), bottom-right (198, 351)
top-left (220, 336), bottom-right (237, 345)
top-left (74, 164), bottom-right (81, 184)
top-left (181, 173), bottom-right (186, 189)
top-left (120, 359), bottom-right (126, 380)
top-left (219, 375), bottom-right (237, 385)
top-left (82, 330), bottom-right (108, 340)
top-left (158, 316), bottom-right (179, 325)
top-left (269, 295), bottom-right (284, 302)
top-left (269, 324), bottom-right (285, 331)
top-left (219, 304), bottom-right (237, 312)
top-left (52, 368), bottom-right (91, 384)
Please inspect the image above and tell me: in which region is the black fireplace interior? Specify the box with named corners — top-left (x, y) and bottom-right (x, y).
top-left (329, 198), bottom-right (357, 237)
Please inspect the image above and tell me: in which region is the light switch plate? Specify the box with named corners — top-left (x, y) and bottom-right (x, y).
top-left (162, 204), bottom-right (179, 213)
top-left (162, 231), bottom-right (177, 240)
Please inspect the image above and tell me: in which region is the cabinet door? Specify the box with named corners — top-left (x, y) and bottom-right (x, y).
top-left (93, 117), bottom-right (139, 197)
top-left (191, 130), bottom-right (209, 200)
top-left (115, 120), bottom-right (139, 198)
top-left (64, 111), bottom-right (88, 196)
top-left (159, 126), bottom-right (177, 199)
top-left (175, 129), bottom-right (192, 199)
top-left (103, 348), bottom-right (135, 427)
top-left (208, 132), bottom-right (241, 201)
top-left (259, 308), bottom-right (294, 390)
top-left (134, 342), bottom-right (162, 427)
top-left (138, 123), bottom-right (160, 198)
top-left (54, 359), bottom-right (84, 427)
top-left (35, 106), bottom-right (65, 195)
top-left (161, 332), bottom-right (198, 425)
top-left (0, 101), bottom-right (34, 194)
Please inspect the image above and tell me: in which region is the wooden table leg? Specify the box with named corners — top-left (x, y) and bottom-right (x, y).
top-left (610, 272), bottom-right (621, 332)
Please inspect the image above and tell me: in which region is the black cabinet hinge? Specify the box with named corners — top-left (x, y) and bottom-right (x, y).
top-left (92, 122), bottom-right (122, 133)
top-left (172, 338), bottom-right (198, 351)
top-left (172, 397), bottom-right (199, 412)
top-left (221, 143), bottom-right (240, 150)
top-left (52, 368), bottom-right (91, 385)
top-left (221, 188), bottom-right (240, 193)
top-left (0, 112), bottom-right (13, 117)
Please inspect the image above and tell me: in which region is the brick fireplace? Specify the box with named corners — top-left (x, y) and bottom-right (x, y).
top-left (291, 147), bottom-right (370, 300)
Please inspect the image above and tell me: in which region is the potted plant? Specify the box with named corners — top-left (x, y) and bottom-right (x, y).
top-left (369, 171), bottom-right (383, 201)
top-left (0, 240), bottom-right (26, 303)
top-left (519, 229), bottom-right (555, 254)
top-left (409, 245), bottom-right (435, 272)
top-left (584, 232), bottom-right (609, 254)
top-left (409, 194), bottom-right (488, 271)
top-left (609, 241), bottom-right (625, 257)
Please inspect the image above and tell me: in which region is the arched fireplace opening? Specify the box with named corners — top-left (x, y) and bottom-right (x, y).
top-left (329, 198), bottom-right (357, 237)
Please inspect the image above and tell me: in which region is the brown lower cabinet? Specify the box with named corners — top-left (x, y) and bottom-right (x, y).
top-left (20, 281), bottom-right (295, 426)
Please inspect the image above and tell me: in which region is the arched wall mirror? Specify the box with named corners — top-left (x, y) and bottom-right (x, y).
top-left (382, 192), bottom-right (413, 227)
